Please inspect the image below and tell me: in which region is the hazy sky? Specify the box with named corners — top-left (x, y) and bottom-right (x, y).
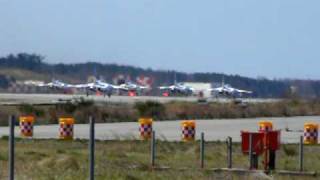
top-left (0, 0), bottom-right (319, 79)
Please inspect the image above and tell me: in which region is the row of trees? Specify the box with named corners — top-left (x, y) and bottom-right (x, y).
top-left (0, 53), bottom-right (319, 98)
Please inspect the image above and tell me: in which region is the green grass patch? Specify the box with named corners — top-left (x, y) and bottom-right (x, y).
top-left (0, 139), bottom-right (319, 179)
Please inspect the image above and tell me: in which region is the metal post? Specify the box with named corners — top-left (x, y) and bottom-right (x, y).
top-left (151, 131), bottom-right (156, 167)
top-left (249, 134), bottom-right (253, 169)
top-left (299, 135), bottom-right (304, 172)
top-left (253, 154), bottom-right (259, 169)
top-left (89, 116), bottom-right (95, 180)
top-left (263, 132), bottom-right (268, 171)
top-left (227, 137), bottom-right (232, 169)
top-left (200, 132), bottom-right (205, 169)
top-left (269, 150), bottom-right (276, 170)
top-left (9, 115), bottom-right (15, 180)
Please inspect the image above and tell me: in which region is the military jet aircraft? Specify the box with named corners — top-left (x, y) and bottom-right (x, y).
top-left (117, 82), bottom-right (150, 96)
top-left (74, 80), bottom-right (120, 97)
top-left (36, 79), bottom-right (76, 94)
top-left (38, 79), bottom-right (75, 90)
top-left (159, 83), bottom-right (194, 96)
top-left (208, 79), bottom-right (252, 98)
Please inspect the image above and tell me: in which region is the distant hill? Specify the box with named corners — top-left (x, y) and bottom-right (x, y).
top-left (0, 53), bottom-right (319, 98)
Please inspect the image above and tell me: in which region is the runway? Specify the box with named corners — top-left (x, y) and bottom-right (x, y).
top-left (0, 116), bottom-right (318, 143)
top-left (0, 93), bottom-right (305, 143)
top-left (0, 93), bottom-right (280, 105)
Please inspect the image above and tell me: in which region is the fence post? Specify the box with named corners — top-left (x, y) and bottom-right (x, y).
top-left (299, 135), bottom-right (304, 172)
top-left (227, 137), bottom-right (232, 169)
top-left (9, 115), bottom-right (15, 180)
top-left (151, 131), bottom-right (156, 167)
top-left (249, 133), bottom-right (253, 169)
top-left (200, 132), bottom-right (205, 169)
top-left (89, 116), bottom-right (95, 180)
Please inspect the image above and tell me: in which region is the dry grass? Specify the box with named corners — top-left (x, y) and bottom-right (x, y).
top-left (165, 99), bottom-right (320, 120)
top-left (1, 99), bottom-right (320, 126)
top-left (0, 138), bottom-right (318, 179)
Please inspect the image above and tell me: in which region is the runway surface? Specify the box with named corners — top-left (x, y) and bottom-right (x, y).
top-left (0, 116), bottom-right (318, 143)
top-left (0, 93), bottom-right (279, 105)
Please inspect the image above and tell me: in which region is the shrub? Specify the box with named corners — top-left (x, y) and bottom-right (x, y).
top-left (18, 104), bottom-right (45, 117)
top-left (134, 101), bottom-right (165, 119)
top-left (57, 102), bottom-right (77, 114)
top-left (283, 144), bottom-right (297, 156)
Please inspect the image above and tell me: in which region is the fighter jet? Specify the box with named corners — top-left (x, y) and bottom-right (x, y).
top-left (208, 78), bottom-right (252, 98)
top-left (118, 82), bottom-right (150, 96)
top-left (94, 80), bottom-right (120, 97)
top-left (159, 83), bottom-right (194, 96)
top-left (74, 80), bottom-right (119, 97)
top-left (158, 72), bottom-right (194, 96)
top-left (38, 79), bottom-right (75, 90)
top-left (36, 79), bottom-right (76, 94)
top-left (73, 82), bottom-right (96, 95)
top-left (118, 82), bottom-right (148, 91)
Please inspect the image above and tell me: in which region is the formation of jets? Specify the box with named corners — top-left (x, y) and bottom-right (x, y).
top-left (37, 79), bottom-right (150, 97)
top-left (158, 76), bottom-right (252, 98)
top-left (37, 78), bottom-right (252, 98)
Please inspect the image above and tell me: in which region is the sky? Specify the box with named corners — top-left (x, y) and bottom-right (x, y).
top-left (0, 0), bottom-right (319, 79)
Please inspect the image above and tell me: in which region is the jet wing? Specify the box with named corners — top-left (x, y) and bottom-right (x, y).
top-left (207, 87), bottom-right (223, 92)
top-left (159, 86), bottom-right (172, 90)
top-left (37, 83), bottom-right (51, 87)
top-left (111, 85), bottom-right (121, 89)
top-left (139, 85), bottom-right (149, 89)
top-left (74, 83), bottom-right (95, 89)
top-left (64, 84), bottom-right (76, 88)
top-left (95, 80), bottom-right (121, 90)
top-left (188, 87), bottom-right (195, 92)
top-left (235, 89), bottom-right (252, 94)
top-left (118, 84), bottom-right (129, 91)
top-left (37, 82), bottom-right (58, 88)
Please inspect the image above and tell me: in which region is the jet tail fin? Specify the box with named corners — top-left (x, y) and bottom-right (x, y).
top-left (222, 76), bottom-right (225, 87)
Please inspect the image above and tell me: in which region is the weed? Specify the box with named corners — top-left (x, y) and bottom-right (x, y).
top-left (283, 145), bottom-right (297, 156)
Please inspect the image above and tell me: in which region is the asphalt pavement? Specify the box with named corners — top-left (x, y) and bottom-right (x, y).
top-left (0, 93), bottom-right (279, 105)
top-left (0, 93), bottom-right (310, 143)
top-left (0, 116), bottom-right (318, 143)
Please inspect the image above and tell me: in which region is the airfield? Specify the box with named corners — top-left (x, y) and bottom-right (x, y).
top-left (0, 93), bottom-right (319, 179)
top-left (0, 112), bottom-right (318, 143)
top-left (0, 93), bottom-right (316, 143)
top-left (0, 93), bottom-right (279, 105)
